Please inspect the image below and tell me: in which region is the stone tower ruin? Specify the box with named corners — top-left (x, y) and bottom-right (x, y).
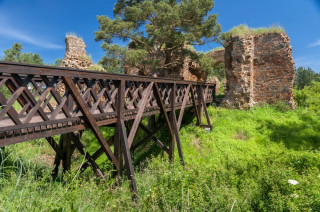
top-left (61, 35), bottom-right (93, 70)
top-left (222, 32), bottom-right (295, 109)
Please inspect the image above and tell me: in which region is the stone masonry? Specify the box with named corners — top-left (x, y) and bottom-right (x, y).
top-left (61, 35), bottom-right (93, 70)
top-left (124, 46), bottom-right (207, 82)
top-left (222, 33), bottom-right (295, 109)
top-left (58, 35), bottom-right (93, 97)
top-left (208, 49), bottom-right (225, 67)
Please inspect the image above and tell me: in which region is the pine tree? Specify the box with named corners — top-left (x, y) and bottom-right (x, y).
top-left (95, 0), bottom-right (221, 75)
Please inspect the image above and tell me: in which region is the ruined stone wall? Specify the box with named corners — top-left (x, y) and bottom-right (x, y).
top-left (208, 49), bottom-right (225, 67)
top-left (58, 36), bottom-right (93, 96)
top-left (223, 33), bottom-right (295, 109)
top-left (61, 36), bottom-right (93, 70)
top-left (124, 48), bottom-right (207, 82)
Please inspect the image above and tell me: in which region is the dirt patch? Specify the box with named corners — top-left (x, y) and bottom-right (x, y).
top-left (192, 138), bottom-right (202, 150)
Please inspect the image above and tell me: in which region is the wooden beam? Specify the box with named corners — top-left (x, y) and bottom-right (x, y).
top-left (63, 76), bottom-right (119, 170)
top-left (190, 85), bottom-right (201, 125)
top-left (120, 119), bottom-right (138, 199)
top-left (177, 84), bottom-right (191, 130)
top-left (127, 82), bottom-right (154, 148)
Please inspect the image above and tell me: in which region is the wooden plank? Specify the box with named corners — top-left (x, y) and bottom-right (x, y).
top-left (63, 76), bottom-right (119, 170)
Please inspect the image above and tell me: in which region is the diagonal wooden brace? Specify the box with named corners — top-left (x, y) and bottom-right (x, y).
top-left (63, 76), bottom-right (120, 170)
top-left (127, 82), bottom-right (154, 148)
top-left (119, 119), bottom-right (138, 199)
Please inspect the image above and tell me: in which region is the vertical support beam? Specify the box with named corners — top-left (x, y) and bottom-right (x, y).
top-left (153, 83), bottom-right (174, 160)
top-left (62, 133), bottom-right (72, 172)
top-left (199, 85), bottom-right (209, 122)
top-left (114, 80), bottom-right (125, 176)
top-left (191, 85), bottom-right (201, 126)
top-left (199, 86), bottom-right (212, 129)
top-left (120, 120), bottom-right (138, 199)
top-left (170, 83), bottom-right (185, 166)
top-left (169, 83), bottom-right (176, 161)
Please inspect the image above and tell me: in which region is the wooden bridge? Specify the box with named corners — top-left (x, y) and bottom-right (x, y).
top-left (0, 61), bottom-right (215, 197)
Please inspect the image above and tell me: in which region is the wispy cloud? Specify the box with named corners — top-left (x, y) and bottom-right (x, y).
top-left (310, 39), bottom-right (320, 47)
top-left (0, 26), bottom-right (64, 49)
top-left (0, 11), bottom-right (64, 50)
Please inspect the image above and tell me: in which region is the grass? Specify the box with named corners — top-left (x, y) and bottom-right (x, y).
top-left (220, 24), bottom-right (285, 41)
top-left (0, 89), bottom-right (320, 210)
top-left (66, 32), bottom-right (84, 41)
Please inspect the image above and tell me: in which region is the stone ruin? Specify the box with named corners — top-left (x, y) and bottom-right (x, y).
top-left (58, 32), bottom-right (295, 109)
top-left (222, 32), bottom-right (295, 109)
top-left (58, 35), bottom-right (93, 96)
top-left (61, 35), bottom-right (93, 70)
top-left (208, 48), bottom-right (225, 67)
top-left (124, 45), bottom-right (207, 82)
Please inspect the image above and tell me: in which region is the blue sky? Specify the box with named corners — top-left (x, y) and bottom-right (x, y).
top-left (0, 0), bottom-right (319, 71)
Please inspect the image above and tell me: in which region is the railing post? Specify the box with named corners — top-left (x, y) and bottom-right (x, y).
top-left (169, 83), bottom-right (176, 161)
top-left (114, 80), bottom-right (124, 176)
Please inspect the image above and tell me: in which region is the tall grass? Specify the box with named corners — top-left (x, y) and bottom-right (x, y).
top-left (0, 96), bottom-right (319, 210)
top-left (220, 24), bottom-right (285, 41)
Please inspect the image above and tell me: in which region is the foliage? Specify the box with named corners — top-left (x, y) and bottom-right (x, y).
top-left (2, 43), bottom-right (44, 65)
top-left (95, 0), bottom-right (221, 75)
top-left (89, 63), bottom-right (107, 72)
top-left (98, 44), bottom-right (127, 73)
top-left (219, 24), bottom-right (285, 43)
top-left (209, 62), bottom-right (225, 81)
top-left (294, 66), bottom-right (319, 90)
top-left (53, 58), bottom-right (63, 67)
top-left (0, 103), bottom-right (320, 210)
top-left (294, 81), bottom-right (320, 112)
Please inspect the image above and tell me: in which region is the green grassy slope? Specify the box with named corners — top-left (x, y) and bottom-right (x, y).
top-left (0, 99), bottom-right (320, 211)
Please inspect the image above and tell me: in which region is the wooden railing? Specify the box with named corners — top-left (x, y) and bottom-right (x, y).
top-left (0, 61), bottom-right (215, 198)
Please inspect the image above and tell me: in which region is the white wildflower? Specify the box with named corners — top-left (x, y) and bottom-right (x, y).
top-left (288, 179), bottom-right (299, 185)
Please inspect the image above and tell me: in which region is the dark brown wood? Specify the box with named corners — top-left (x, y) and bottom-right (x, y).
top-left (62, 133), bottom-right (72, 172)
top-left (153, 83), bottom-right (174, 160)
top-left (114, 80), bottom-right (124, 176)
top-left (170, 83), bottom-right (185, 165)
top-left (169, 83), bottom-right (176, 160)
top-left (199, 86), bottom-right (212, 129)
top-left (191, 85), bottom-right (201, 125)
top-left (177, 84), bottom-right (191, 130)
top-left (63, 76), bottom-right (119, 170)
top-left (127, 82), bottom-right (154, 147)
top-left (0, 61), bottom-right (216, 195)
top-left (120, 120), bottom-right (138, 199)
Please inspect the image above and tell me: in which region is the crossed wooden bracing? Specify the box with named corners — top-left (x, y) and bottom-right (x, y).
top-left (0, 61), bottom-right (215, 197)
